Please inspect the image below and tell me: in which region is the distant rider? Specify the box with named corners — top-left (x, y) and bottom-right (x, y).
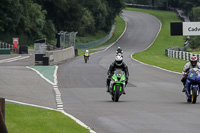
top-left (83, 50), bottom-right (90, 60)
top-left (116, 47), bottom-right (123, 56)
top-left (181, 56), bottom-right (200, 92)
top-left (106, 55), bottom-right (129, 94)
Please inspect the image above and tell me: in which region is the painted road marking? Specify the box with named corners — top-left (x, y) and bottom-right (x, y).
top-left (0, 56), bottom-right (30, 63)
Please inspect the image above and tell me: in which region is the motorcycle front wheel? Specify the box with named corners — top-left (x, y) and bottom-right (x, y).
top-left (114, 85), bottom-right (120, 102)
top-left (192, 87), bottom-right (198, 104)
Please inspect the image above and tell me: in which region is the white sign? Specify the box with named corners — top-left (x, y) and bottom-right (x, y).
top-left (34, 43), bottom-right (47, 54)
top-left (183, 22), bottom-right (200, 36)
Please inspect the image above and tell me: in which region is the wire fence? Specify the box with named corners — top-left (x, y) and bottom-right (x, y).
top-left (59, 31), bottom-right (78, 48)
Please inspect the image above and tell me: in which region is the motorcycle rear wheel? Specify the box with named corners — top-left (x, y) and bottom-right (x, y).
top-left (85, 57), bottom-right (87, 63)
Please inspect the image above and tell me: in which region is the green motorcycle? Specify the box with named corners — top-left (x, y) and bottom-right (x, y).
top-left (109, 69), bottom-right (126, 102)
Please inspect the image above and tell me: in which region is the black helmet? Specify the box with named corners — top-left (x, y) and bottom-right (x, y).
top-left (190, 56), bottom-right (197, 67)
top-left (115, 55), bottom-right (123, 66)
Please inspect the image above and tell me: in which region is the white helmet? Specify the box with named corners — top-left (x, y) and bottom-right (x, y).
top-left (115, 55), bottom-right (123, 66)
top-left (190, 56), bottom-right (197, 67)
top-left (86, 50), bottom-right (89, 53)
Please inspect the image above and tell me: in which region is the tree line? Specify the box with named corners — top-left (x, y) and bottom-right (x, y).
top-left (0, 0), bottom-right (124, 45)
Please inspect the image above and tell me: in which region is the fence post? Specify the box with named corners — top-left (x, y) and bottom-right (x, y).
top-left (172, 50), bottom-right (175, 58)
top-left (0, 98), bottom-right (8, 133)
top-left (186, 52), bottom-right (189, 61)
top-left (179, 51), bottom-right (182, 59)
top-left (175, 51), bottom-right (178, 59)
top-left (167, 49), bottom-right (169, 57)
top-left (198, 54), bottom-right (200, 62)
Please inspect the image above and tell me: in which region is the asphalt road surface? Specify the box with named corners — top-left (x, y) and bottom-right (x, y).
top-left (58, 10), bottom-right (200, 133)
top-left (0, 50), bottom-right (56, 108)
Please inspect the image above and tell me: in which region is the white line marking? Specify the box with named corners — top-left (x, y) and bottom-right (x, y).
top-left (61, 110), bottom-right (96, 133)
top-left (5, 99), bottom-right (96, 133)
top-left (54, 66), bottom-right (58, 84)
top-left (91, 15), bottom-right (127, 55)
top-left (0, 56), bottom-right (30, 63)
top-left (27, 65), bottom-right (96, 133)
top-left (130, 13), bottom-right (182, 75)
top-left (26, 66), bottom-right (55, 85)
top-left (6, 99), bottom-right (57, 111)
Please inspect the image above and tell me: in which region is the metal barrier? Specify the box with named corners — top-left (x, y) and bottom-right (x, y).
top-left (0, 41), bottom-right (14, 51)
top-left (165, 49), bottom-right (200, 62)
top-left (75, 25), bottom-right (115, 49)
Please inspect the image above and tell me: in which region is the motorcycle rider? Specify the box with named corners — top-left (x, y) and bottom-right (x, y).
top-left (116, 47), bottom-right (123, 56)
top-left (106, 55), bottom-right (129, 94)
top-left (83, 50), bottom-right (90, 60)
top-left (181, 55), bottom-right (200, 92)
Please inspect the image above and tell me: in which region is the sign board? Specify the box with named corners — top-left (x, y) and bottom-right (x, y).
top-left (34, 39), bottom-right (47, 54)
top-left (170, 22), bottom-right (182, 36)
top-left (183, 22), bottom-right (200, 36)
top-left (171, 22), bottom-right (200, 36)
top-left (34, 43), bottom-right (47, 54)
top-left (13, 38), bottom-right (19, 49)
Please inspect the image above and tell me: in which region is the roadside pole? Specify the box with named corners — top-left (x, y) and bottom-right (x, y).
top-left (0, 98), bottom-right (8, 133)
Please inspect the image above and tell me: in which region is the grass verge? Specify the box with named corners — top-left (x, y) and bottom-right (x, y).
top-left (76, 31), bottom-right (107, 44)
top-left (78, 16), bottom-right (126, 56)
top-left (5, 104), bottom-right (90, 133)
top-left (126, 7), bottom-right (188, 73)
top-left (4, 14), bottom-right (125, 133)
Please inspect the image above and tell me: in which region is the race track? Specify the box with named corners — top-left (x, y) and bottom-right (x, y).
top-left (57, 10), bottom-right (200, 133)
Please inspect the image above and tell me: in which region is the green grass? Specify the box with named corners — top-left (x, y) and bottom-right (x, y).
top-left (28, 45), bottom-right (34, 49)
top-left (102, 16), bottom-right (126, 46)
top-left (78, 49), bottom-right (96, 56)
top-left (76, 31), bottom-right (107, 44)
top-left (5, 104), bottom-right (90, 133)
top-left (78, 16), bottom-right (126, 56)
top-left (126, 8), bottom-right (188, 73)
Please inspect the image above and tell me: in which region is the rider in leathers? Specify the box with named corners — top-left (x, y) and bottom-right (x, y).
top-left (116, 47), bottom-right (123, 55)
top-left (83, 50), bottom-right (90, 60)
top-left (106, 55), bottom-right (129, 94)
top-left (181, 56), bottom-right (200, 92)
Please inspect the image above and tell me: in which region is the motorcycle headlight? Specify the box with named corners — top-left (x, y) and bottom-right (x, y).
top-left (120, 79), bottom-right (125, 82)
top-left (112, 77), bottom-right (118, 82)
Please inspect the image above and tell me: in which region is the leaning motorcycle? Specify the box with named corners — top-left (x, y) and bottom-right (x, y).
top-left (84, 53), bottom-right (89, 63)
top-left (108, 69), bottom-right (126, 102)
top-left (184, 68), bottom-right (200, 104)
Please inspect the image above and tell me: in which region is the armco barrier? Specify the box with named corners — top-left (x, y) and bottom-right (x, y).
top-left (166, 49), bottom-right (200, 62)
top-left (45, 46), bottom-right (75, 65)
top-left (76, 25), bottom-right (115, 49)
top-left (0, 48), bottom-right (10, 54)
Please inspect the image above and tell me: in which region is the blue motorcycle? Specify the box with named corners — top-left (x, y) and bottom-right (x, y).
top-left (184, 68), bottom-right (200, 104)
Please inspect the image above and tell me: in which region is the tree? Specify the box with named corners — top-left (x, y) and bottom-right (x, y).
top-left (0, 0), bottom-right (21, 32)
top-left (104, 0), bottom-right (125, 31)
top-left (35, 0), bottom-right (83, 32)
top-left (78, 8), bottom-right (95, 36)
top-left (189, 6), bottom-right (200, 49)
top-left (79, 0), bottom-right (108, 32)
